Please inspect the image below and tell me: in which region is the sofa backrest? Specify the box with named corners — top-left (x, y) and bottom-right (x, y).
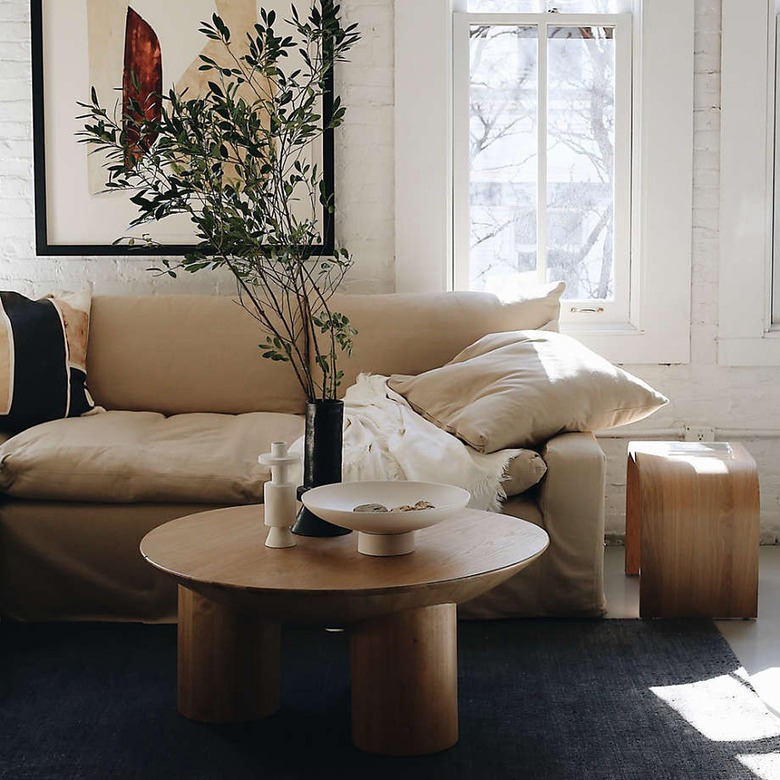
top-left (87, 295), bottom-right (307, 415)
top-left (85, 283), bottom-right (563, 413)
top-left (321, 283), bottom-right (564, 395)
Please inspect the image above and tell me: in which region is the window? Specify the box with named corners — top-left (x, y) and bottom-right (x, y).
top-left (719, 0), bottom-right (780, 365)
top-left (453, 5), bottom-right (632, 323)
top-left (395, 0), bottom-right (694, 364)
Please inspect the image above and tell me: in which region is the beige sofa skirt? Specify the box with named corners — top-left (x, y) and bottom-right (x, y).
top-left (0, 501), bottom-right (207, 622)
top-left (0, 495), bottom-right (602, 623)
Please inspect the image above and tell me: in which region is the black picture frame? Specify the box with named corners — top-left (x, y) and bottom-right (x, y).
top-left (30, 0), bottom-right (335, 257)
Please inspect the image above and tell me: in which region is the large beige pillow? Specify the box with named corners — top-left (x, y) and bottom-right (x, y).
top-left (388, 330), bottom-right (669, 453)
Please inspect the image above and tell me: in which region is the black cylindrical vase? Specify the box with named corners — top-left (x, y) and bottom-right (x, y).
top-left (292, 399), bottom-right (352, 537)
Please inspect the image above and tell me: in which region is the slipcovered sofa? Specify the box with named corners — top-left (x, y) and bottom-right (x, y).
top-left (0, 285), bottom-right (608, 622)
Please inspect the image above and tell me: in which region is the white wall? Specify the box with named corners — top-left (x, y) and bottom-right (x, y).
top-left (1, 0), bottom-right (778, 539)
top-left (600, 0), bottom-right (780, 543)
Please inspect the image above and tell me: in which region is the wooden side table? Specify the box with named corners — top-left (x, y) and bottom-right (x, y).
top-left (625, 441), bottom-right (759, 619)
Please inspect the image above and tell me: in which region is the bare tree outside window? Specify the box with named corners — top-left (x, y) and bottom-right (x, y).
top-left (469, 25), bottom-right (538, 290)
top-left (465, 3), bottom-right (623, 302)
top-left (547, 24), bottom-right (615, 300)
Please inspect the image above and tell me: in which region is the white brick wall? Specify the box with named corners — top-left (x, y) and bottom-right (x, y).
top-left (1, 0), bottom-right (779, 539)
top-left (601, 0), bottom-right (780, 542)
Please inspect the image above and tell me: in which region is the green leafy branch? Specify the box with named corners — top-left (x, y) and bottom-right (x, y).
top-left (76, 1), bottom-right (360, 400)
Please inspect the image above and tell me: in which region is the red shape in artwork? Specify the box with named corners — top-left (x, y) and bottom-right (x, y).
top-left (122, 7), bottom-right (162, 169)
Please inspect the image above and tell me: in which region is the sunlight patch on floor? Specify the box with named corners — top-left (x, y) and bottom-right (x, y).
top-left (650, 669), bottom-right (780, 742)
top-left (750, 667), bottom-right (780, 708)
top-left (737, 753), bottom-right (780, 779)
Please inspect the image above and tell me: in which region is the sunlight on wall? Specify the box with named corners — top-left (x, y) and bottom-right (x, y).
top-left (650, 668), bottom-right (780, 742)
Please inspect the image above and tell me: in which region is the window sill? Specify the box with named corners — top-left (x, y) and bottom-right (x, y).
top-left (718, 333), bottom-right (780, 367)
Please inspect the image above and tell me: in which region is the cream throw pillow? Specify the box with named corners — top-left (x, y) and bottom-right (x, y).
top-left (388, 330), bottom-right (669, 453)
top-left (0, 288), bottom-right (99, 434)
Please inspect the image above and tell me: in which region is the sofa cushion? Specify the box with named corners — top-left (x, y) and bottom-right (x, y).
top-left (0, 289), bottom-right (99, 434)
top-left (322, 282), bottom-right (565, 394)
top-left (388, 330), bottom-right (669, 452)
top-left (87, 295), bottom-right (307, 415)
top-left (0, 410), bottom-right (305, 503)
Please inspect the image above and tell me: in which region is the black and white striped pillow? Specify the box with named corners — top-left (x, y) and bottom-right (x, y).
top-left (0, 289), bottom-right (98, 434)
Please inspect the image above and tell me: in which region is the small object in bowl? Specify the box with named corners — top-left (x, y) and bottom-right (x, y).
top-left (392, 500), bottom-right (436, 512)
top-left (353, 503), bottom-right (390, 513)
top-left (302, 480), bottom-right (471, 556)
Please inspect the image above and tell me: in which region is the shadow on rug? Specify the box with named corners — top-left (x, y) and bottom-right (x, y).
top-left (1, 619), bottom-right (779, 780)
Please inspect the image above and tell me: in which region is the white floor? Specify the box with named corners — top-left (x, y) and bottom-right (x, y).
top-left (604, 545), bottom-right (780, 717)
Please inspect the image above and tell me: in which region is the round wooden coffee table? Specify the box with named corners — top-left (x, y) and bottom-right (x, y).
top-left (140, 504), bottom-right (548, 756)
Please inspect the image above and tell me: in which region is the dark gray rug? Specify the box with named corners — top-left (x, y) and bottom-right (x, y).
top-left (1, 618), bottom-right (779, 780)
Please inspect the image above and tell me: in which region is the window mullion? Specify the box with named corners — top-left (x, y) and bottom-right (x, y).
top-left (607, 13), bottom-right (632, 322)
top-left (537, 20), bottom-right (548, 286)
top-left (452, 13), bottom-right (472, 291)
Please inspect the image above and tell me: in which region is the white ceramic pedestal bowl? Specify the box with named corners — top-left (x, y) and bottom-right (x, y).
top-left (300, 480), bottom-right (471, 556)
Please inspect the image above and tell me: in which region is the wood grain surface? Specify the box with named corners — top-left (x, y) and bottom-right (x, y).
top-left (141, 505), bottom-right (549, 625)
top-left (142, 504), bottom-right (548, 751)
top-left (625, 441), bottom-right (759, 618)
top-left (351, 604), bottom-right (458, 755)
top-left (177, 586), bottom-right (281, 723)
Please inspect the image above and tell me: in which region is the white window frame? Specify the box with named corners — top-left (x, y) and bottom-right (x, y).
top-left (452, 12), bottom-right (633, 324)
top-left (719, 0), bottom-right (780, 366)
top-left (395, 0), bottom-right (694, 365)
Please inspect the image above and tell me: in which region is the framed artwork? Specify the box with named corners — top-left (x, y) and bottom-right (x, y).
top-left (30, 0), bottom-right (335, 256)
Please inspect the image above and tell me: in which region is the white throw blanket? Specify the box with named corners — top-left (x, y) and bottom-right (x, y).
top-left (291, 374), bottom-right (520, 512)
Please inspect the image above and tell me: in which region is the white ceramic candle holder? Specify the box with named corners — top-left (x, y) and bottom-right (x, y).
top-left (258, 441), bottom-right (299, 549)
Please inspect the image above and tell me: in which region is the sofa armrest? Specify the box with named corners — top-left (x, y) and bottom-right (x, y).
top-left (537, 431), bottom-right (607, 615)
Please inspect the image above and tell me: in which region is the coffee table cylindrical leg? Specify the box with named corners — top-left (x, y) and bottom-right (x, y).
top-left (177, 586), bottom-right (281, 723)
top-left (350, 603), bottom-right (458, 755)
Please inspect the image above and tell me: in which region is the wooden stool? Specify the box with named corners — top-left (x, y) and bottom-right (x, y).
top-left (625, 441), bottom-right (759, 619)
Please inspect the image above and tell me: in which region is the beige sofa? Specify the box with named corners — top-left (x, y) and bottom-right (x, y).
top-left (0, 288), bottom-right (607, 622)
